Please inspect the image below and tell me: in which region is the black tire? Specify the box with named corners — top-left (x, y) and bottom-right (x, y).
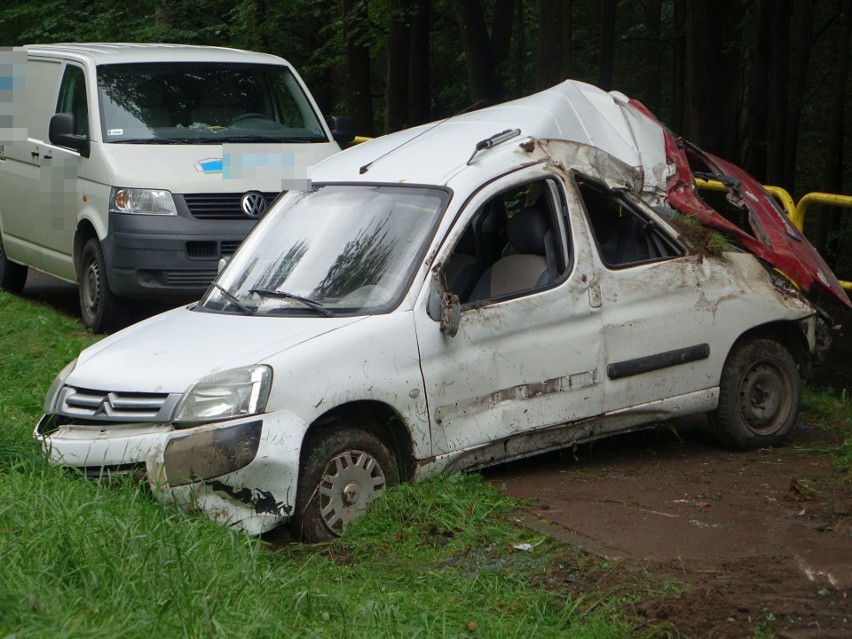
top-left (0, 236), bottom-right (28, 293)
top-left (78, 238), bottom-right (121, 333)
top-left (290, 427), bottom-right (398, 542)
top-left (711, 338), bottom-right (801, 451)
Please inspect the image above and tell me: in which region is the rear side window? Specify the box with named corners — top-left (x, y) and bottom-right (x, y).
top-left (56, 65), bottom-right (88, 137)
top-left (577, 178), bottom-right (683, 268)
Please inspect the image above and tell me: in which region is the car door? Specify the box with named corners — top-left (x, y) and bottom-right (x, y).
top-left (571, 175), bottom-right (722, 413)
top-left (413, 171), bottom-right (605, 461)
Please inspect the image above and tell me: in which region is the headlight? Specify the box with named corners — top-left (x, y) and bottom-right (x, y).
top-left (172, 365), bottom-right (272, 426)
top-left (43, 358), bottom-right (77, 412)
top-left (109, 187), bottom-right (177, 215)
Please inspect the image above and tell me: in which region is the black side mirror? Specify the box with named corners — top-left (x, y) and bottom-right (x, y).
top-left (49, 113), bottom-right (90, 157)
top-left (327, 116), bottom-right (355, 144)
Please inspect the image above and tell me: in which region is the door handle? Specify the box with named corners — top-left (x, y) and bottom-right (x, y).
top-left (31, 150), bottom-right (39, 159)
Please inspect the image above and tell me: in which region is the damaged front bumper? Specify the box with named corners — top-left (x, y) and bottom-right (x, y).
top-left (36, 409), bottom-right (306, 535)
top-left (146, 411), bottom-right (305, 535)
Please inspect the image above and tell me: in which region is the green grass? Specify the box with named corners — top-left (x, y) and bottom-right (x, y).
top-left (0, 292), bottom-right (644, 638)
top-left (4, 290), bottom-right (850, 638)
top-left (799, 385), bottom-right (852, 481)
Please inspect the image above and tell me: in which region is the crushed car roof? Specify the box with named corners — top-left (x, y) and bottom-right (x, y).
top-left (313, 80), bottom-right (850, 308)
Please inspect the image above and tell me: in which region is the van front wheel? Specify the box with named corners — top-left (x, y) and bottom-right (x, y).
top-left (0, 237), bottom-right (28, 293)
top-left (290, 427), bottom-right (398, 542)
top-left (78, 238), bottom-right (120, 333)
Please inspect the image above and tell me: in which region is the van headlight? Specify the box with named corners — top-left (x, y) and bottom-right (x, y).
top-left (43, 358), bottom-right (77, 412)
top-left (172, 366), bottom-right (272, 426)
top-left (109, 187), bottom-right (177, 215)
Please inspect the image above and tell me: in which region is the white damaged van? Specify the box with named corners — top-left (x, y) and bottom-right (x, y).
top-left (36, 80), bottom-right (848, 542)
top-left (0, 43), bottom-right (352, 331)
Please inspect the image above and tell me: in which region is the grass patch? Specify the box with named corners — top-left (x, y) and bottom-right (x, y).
top-left (799, 385), bottom-right (852, 481)
top-left (0, 291), bottom-right (650, 637)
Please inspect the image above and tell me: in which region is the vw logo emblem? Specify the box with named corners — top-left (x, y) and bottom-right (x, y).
top-left (241, 192), bottom-right (268, 219)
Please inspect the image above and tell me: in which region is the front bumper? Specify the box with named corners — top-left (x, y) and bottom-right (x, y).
top-left (103, 210), bottom-right (256, 298)
top-left (36, 410), bottom-right (306, 535)
top-left (147, 412), bottom-right (305, 535)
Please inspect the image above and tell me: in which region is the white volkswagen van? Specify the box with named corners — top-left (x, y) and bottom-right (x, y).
top-left (0, 44), bottom-right (352, 331)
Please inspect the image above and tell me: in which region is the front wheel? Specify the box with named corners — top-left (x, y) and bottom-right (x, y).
top-left (290, 427), bottom-right (399, 542)
top-left (711, 338), bottom-right (801, 451)
top-left (78, 238), bottom-right (121, 333)
top-left (0, 236), bottom-right (28, 293)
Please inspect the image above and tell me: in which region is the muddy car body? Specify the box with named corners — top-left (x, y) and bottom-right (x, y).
top-left (36, 80), bottom-right (848, 540)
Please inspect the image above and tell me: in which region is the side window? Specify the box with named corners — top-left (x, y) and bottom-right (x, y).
top-left (577, 178), bottom-right (683, 268)
top-left (441, 179), bottom-right (570, 305)
top-left (56, 65), bottom-right (88, 136)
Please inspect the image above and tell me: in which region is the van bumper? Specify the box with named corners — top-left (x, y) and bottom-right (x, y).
top-left (102, 211), bottom-right (257, 298)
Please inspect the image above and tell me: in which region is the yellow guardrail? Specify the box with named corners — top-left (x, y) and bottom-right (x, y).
top-left (695, 178), bottom-right (852, 291)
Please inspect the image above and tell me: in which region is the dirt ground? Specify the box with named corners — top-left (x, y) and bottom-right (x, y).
top-left (486, 418), bottom-right (851, 638)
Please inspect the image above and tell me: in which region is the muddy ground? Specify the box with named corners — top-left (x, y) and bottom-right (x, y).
top-left (21, 271), bottom-right (852, 637)
top-left (486, 418), bottom-right (851, 638)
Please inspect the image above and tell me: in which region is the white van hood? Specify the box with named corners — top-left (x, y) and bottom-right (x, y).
top-left (95, 142), bottom-right (339, 193)
top-left (69, 306), bottom-right (365, 393)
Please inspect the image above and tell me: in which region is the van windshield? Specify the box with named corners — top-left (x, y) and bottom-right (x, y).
top-left (97, 62), bottom-right (327, 144)
top-left (197, 185), bottom-right (449, 316)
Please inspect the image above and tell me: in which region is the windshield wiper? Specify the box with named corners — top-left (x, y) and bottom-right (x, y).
top-left (115, 137), bottom-right (191, 145)
top-left (211, 283), bottom-right (255, 315)
top-left (199, 135), bottom-right (325, 144)
top-left (249, 289), bottom-right (333, 317)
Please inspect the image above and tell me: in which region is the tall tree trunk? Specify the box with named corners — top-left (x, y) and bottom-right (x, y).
top-left (766, 0), bottom-right (791, 184)
top-left (684, 0), bottom-right (742, 160)
top-left (454, 0), bottom-right (501, 104)
top-left (561, 0), bottom-right (573, 79)
top-left (387, 0), bottom-right (411, 131)
top-left (536, 0), bottom-right (563, 89)
top-left (784, 0), bottom-right (815, 191)
top-left (671, 0), bottom-right (687, 132)
top-left (342, 0), bottom-right (374, 136)
top-left (744, 0), bottom-right (771, 180)
top-left (491, 0), bottom-right (515, 70)
top-left (408, 0), bottom-right (432, 125)
top-left (597, 0), bottom-right (616, 90)
top-left (816, 0), bottom-right (851, 266)
top-left (641, 0), bottom-right (662, 112)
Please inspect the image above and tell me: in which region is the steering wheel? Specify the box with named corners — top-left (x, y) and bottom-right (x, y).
top-left (231, 112), bottom-right (267, 124)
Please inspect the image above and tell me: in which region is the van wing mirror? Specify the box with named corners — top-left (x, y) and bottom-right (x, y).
top-left (49, 113), bottom-right (90, 157)
top-left (426, 278), bottom-right (461, 337)
top-left (327, 116), bottom-right (355, 144)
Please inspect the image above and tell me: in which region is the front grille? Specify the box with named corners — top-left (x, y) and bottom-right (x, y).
top-left (59, 386), bottom-right (181, 423)
top-left (183, 193), bottom-right (278, 220)
top-left (163, 269), bottom-right (217, 287)
top-left (220, 240), bottom-right (241, 255)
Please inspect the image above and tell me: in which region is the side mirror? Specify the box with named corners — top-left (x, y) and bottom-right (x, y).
top-left (327, 116), bottom-right (355, 144)
top-left (427, 280), bottom-right (461, 337)
top-left (49, 113), bottom-right (90, 157)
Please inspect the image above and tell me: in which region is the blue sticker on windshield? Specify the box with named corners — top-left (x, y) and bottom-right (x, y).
top-left (195, 158), bottom-right (223, 174)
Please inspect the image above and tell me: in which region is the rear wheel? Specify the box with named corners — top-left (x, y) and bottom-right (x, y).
top-left (290, 426), bottom-right (398, 542)
top-left (78, 238), bottom-right (121, 333)
top-left (712, 338), bottom-right (800, 450)
top-left (0, 237), bottom-right (28, 293)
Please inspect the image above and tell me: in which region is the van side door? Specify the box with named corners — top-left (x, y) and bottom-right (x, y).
top-left (0, 56), bottom-right (63, 268)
